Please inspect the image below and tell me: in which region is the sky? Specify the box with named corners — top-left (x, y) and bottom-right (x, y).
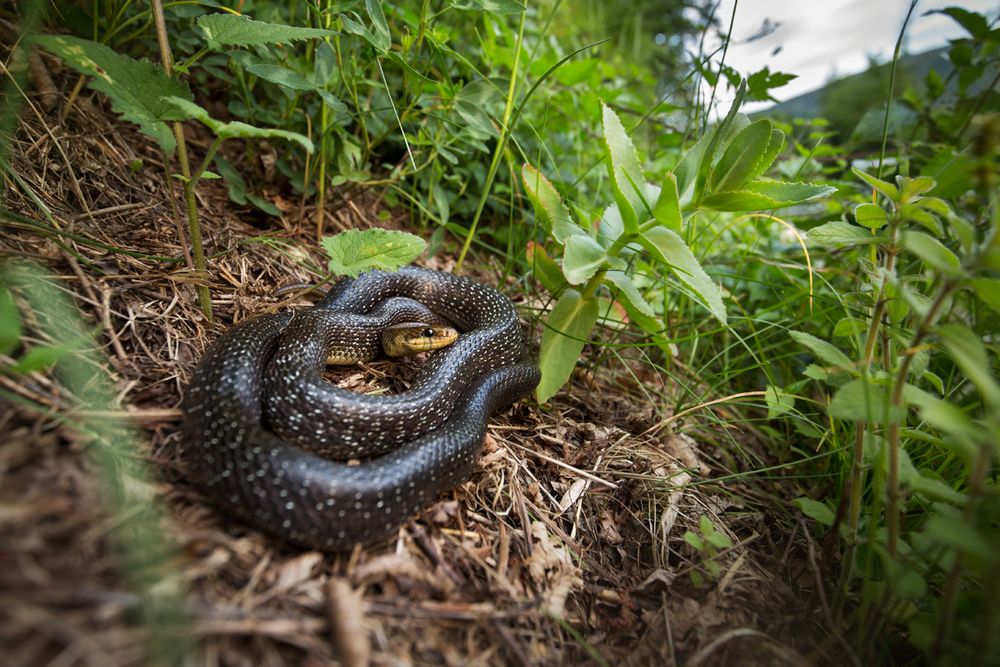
top-left (702, 0), bottom-right (999, 112)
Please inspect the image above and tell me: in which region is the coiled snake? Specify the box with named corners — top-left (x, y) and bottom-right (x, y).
top-left (180, 267), bottom-right (539, 550)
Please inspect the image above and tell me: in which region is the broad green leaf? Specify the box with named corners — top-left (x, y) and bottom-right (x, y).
top-left (829, 378), bottom-right (900, 423)
top-left (854, 203), bottom-right (888, 230)
top-left (852, 166), bottom-right (899, 201)
top-left (833, 317), bottom-right (866, 337)
top-left (605, 271), bottom-right (654, 317)
top-left (562, 235), bottom-right (609, 285)
top-left (789, 330), bottom-right (853, 369)
top-left (923, 514), bottom-right (992, 560)
top-left (321, 229), bottom-right (425, 278)
top-left (808, 220), bottom-right (879, 246)
top-left (197, 14), bottom-right (336, 49)
top-left (32, 35), bottom-right (193, 152)
top-left (710, 118), bottom-right (772, 192)
top-left (652, 172), bottom-right (682, 233)
top-left (245, 63), bottom-right (316, 91)
top-left (673, 127), bottom-right (714, 205)
top-left (765, 385), bottom-right (795, 418)
top-left (365, 0), bottom-right (392, 52)
top-left (455, 78), bottom-right (504, 138)
top-left (602, 103), bottom-right (647, 235)
top-left (899, 203), bottom-right (944, 236)
top-left (537, 290), bottom-right (599, 402)
top-left (969, 278), bottom-right (1000, 313)
top-left (450, 0), bottom-right (526, 12)
top-left (937, 324), bottom-right (1000, 409)
top-left (793, 497), bottom-right (834, 527)
top-left (0, 286), bottom-right (20, 356)
top-left (918, 398), bottom-right (979, 459)
top-left (695, 79), bottom-right (748, 201)
top-left (525, 242), bottom-right (566, 293)
top-left (929, 7), bottom-right (990, 39)
top-left (700, 179), bottom-right (836, 211)
top-left (902, 231), bottom-right (963, 276)
top-left (341, 11), bottom-right (390, 52)
top-left (639, 227), bottom-right (726, 324)
top-left (521, 164), bottom-right (581, 244)
top-left (898, 175), bottom-right (936, 201)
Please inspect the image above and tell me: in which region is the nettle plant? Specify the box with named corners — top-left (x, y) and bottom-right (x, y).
top-left (522, 81), bottom-right (834, 402)
top-left (794, 164), bottom-right (1000, 654)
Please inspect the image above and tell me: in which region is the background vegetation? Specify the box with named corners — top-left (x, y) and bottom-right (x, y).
top-left (2, 0), bottom-right (998, 664)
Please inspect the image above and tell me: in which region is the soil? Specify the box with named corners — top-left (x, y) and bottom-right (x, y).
top-left (1, 65), bottom-right (834, 666)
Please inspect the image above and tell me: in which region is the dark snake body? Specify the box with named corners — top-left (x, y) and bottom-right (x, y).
top-left (180, 267), bottom-right (538, 550)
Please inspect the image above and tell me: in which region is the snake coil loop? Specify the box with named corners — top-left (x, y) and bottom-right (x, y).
top-left (180, 267), bottom-right (539, 550)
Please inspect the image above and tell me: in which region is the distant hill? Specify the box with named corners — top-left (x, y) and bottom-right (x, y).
top-left (761, 47), bottom-right (953, 120)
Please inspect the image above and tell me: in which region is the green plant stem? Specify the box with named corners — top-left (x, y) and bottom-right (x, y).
top-left (885, 281), bottom-right (954, 557)
top-left (581, 270), bottom-right (607, 300)
top-left (149, 0), bottom-right (212, 320)
top-left (875, 0), bottom-right (917, 179)
top-left (455, 10), bottom-right (526, 272)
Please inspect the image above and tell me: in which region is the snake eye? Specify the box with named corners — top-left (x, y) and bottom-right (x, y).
top-left (423, 328), bottom-right (435, 337)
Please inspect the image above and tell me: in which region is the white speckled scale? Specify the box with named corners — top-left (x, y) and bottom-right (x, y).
top-left (180, 268), bottom-right (539, 550)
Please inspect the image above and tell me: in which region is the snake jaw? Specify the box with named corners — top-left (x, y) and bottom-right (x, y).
top-left (382, 323), bottom-right (459, 357)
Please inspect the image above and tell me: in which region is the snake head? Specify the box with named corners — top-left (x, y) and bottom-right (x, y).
top-left (382, 323), bottom-right (459, 357)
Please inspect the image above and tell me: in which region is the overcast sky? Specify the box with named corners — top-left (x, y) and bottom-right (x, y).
top-left (704, 0), bottom-right (998, 112)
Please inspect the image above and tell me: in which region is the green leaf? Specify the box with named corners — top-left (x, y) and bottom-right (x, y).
top-left (902, 231), bottom-right (963, 276)
top-left (0, 286), bottom-right (21, 356)
top-left (765, 385), bottom-right (795, 418)
top-left (8, 343), bottom-right (74, 374)
top-left (969, 278), bottom-right (1000, 314)
top-left (937, 324), bottom-right (1000, 409)
top-left (450, 0), bottom-right (526, 13)
top-left (605, 271), bottom-right (654, 317)
top-left (854, 203), bottom-right (888, 230)
top-left (807, 220), bottom-right (879, 246)
top-left (162, 97), bottom-right (314, 153)
top-left (245, 63), bottom-right (316, 91)
top-left (602, 103), bottom-right (647, 235)
top-left (562, 235), bottom-right (610, 285)
top-left (341, 8), bottom-right (391, 53)
top-left (522, 164), bottom-right (581, 244)
top-left (321, 228), bottom-right (426, 278)
top-left (929, 7), bottom-right (990, 39)
top-left (526, 242), bottom-right (566, 293)
top-left (923, 514), bottom-right (992, 560)
top-left (829, 379), bottom-right (900, 423)
top-left (537, 290), bottom-right (599, 403)
top-left (793, 497), bottom-right (834, 527)
top-left (700, 179), bottom-right (836, 212)
top-left (31, 35), bottom-right (193, 153)
top-left (852, 166), bottom-right (899, 201)
top-left (197, 14), bottom-right (336, 49)
top-left (639, 227), bottom-right (726, 324)
top-left (652, 172), bottom-right (682, 233)
top-left (899, 203), bottom-right (944, 236)
top-left (789, 330), bottom-right (853, 369)
top-left (364, 0), bottom-right (392, 51)
top-left (710, 118), bottom-right (772, 192)
top-left (918, 398), bottom-right (979, 459)
top-left (683, 530), bottom-right (704, 550)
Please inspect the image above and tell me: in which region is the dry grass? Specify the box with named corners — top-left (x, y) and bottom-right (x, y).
top-left (1, 60), bottom-right (832, 666)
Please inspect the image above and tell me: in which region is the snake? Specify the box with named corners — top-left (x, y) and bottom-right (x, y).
top-left (180, 267), bottom-right (539, 550)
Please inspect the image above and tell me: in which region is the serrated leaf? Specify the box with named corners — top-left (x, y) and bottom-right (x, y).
top-left (522, 164), bottom-right (581, 244)
top-left (902, 231), bottom-right (963, 276)
top-left (197, 14), bottom-right (336, 49)
top-left (163, 97), bottom-right (315, 153)
top-left (602, 103), bottom-right (647, 235)
top-left (537, 290), bottom-right (599, 402)
top-left (710, 118), bottom-right (772, 192)
top-left (652, 172), bottom-right (682, 232)
top-left (605, 271), bottom-right (654, 317)
top-left (700, 179), bottom-right (835, 211)
top-left (32, 35), bottom-right (193, 152)
top-left (852, 166), bottom-right (899, 201)
top-left (321, 229), bottom-right (425, 278)
top-left (562, 235), bottom-right (609, 285)
top-left (639, 227), bottom-right (726, 324)
top-left (793, 497), bottom-right (834, 526)
top-left (855, 202), bottom-right (888, 230)
top-left (789, 330), bottom-right (853, 369)
top-left (807, 220), bottom-right (879, 246)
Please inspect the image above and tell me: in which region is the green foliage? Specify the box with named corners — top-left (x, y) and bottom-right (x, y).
top-left (31, 35), bottom-right (193, 152)
top-left (683, 516), bottom-right (733, 586)
top-left (321, 228), bottom-right (426, 278)
top-left (195, 14), bottom-right (337, 49)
